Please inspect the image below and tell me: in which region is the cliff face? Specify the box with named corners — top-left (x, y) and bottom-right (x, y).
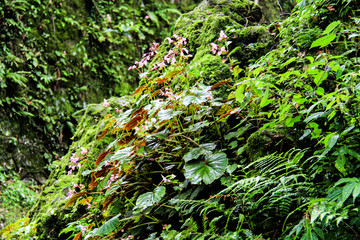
top-left (7, 0), bottom-right (360, 239)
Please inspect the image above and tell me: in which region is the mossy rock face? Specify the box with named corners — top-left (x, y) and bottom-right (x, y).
top-left (27, 97), bottom-right (131, 239)
top-left (146, 0), bottom-right (275, 90)
top-left (246, 129), bottom-right (285, 162)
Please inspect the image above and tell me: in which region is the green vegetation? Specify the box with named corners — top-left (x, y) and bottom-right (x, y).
top-left (0, 0), bottom-right (198, 182)
top-left (3, 0), bottom-right (360, 239)
top-left (0, 165), bottom-right (38, 230)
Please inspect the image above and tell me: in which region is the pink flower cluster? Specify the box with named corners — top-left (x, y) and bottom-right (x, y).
top-left (210, 43), bottom-right (226, 56)
top-left (103, 98), bottom-right (110, 107)
top-left (106, 173), bottom-right (120, 189)
top-left (163, 34), bottom-right (189, 65)
top-left (162, 174), bottom-right (176, 183)
top-left (128, 42), bottom-right (160, 71)
top-left (120, 235), bottom-right (134, 240)
top-left (67, 183), bottom-right (85, 199)
top-left (210, 30), bottom-right (228, 56)
top-left (160, 87), bottom-right (179, 101)
top-left (68, 147), bottom-right (87, 175)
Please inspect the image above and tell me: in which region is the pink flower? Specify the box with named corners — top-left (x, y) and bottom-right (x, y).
top-left (218, 30), bottom-right (227, 41)
top-left (145, 15), bottom-right (150, 20)
top-left (70, 154), bottom-right (79, 164)
top-left (128, 65), bottom-right (136, 71)
top-left (81, 147), bottom-right (88, 155)
top-left (210, 43), bottom-right (218, 54)
top-left (162, 174), bottom-right (170, 183)
top-left (166, 37), bottom-right (174, 44)
top-left (217, 46), bottom-right (226, 56)
top-left (80, 225), bottom-right (88, 233)
top-left (103, 99), bottom-right (110, 107)
top-left (106, 14), bottom-right (112, 23)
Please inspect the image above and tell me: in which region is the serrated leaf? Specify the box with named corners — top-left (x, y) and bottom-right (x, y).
top-left (135, 186), bottom-right (166, 210)
top-left (95, 214), bottom-right (120, 237)
top-left (310, 34), bottom-right (336, 49)
top-left (184, 152), bottom-right (228, 185)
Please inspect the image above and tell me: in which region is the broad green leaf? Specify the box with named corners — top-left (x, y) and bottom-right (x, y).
top-left (187, 121), bottom-right (210, 132)
top-left (157, 109), bottom-right (182, 121)
top-left (183, 148), bottom-right (202, 162)
top-left (322, 21), bottom-right (340, 35)
top-left (95, 214), bottom-right (120, 236)
top-left (135, 186), bottom-right (166, 210)
top-left (313, 227), bottom-right (325, 240)
top-left (335, 155), bottom-right (347, 176)
top-left (310, 34), bottom-right (336, 49)
top-left (110, 147), bottom-right (133, 161)
top-left (147, 11), bottom-right (159, 28)
top-left (313, 71), bottom-right (328, 86)
top-left (184, 152), bottom-right (228, 184)
top-left (200, 143), bottom-right (217, 151)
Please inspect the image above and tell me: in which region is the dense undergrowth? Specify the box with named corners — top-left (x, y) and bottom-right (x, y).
top-left (0, 0), bottom-right (198, 183)
top-left (3, 0), bottom-right (360, 239)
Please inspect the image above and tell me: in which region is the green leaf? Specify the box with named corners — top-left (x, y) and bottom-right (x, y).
top-left (300, 129), bottom-right (312, 140)
top-left (322, 21), bottom-right (340, 35)
top-left (135, 186), bottom-right (166, 210)
top-left (95, 214), bottom-right (120, 236)
top-left (260, 86), bottom-right (274, 108)
top-left (110, 147), bottom-right (133, 161)
top-left (324, 133), bottom-right (339, 150)
top-left (310, 34), bottom-right (337, 49)
top-left (184, 152), bottom-right (228, 184)
top-left (183, 148), bottom-right (202, 162)
top-left (147, 12), bottom-right (160, 28)
top-left (305, 112), bottom-right (325, 123)
top-left (157, 109), bottom-right (182, 121)
top-left (352, 183), bottom-right (360, 203)
top-left (341, 182), bottom-right (356, 204)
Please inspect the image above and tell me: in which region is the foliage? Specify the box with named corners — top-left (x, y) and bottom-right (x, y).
top-left (0, 165), bottom-right (39, 231)
top-left (7, 0), bottom-right (360, 239)
top-left (0, 0), bottom-right (199, 182)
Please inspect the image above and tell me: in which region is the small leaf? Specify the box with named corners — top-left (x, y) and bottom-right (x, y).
top-left (352, 183), bottom-right (360, 203)
top-left (322, 21), bottom-right (340, 35)
top-left (304, 112), bottom-right (324, 123)
top-left (341, 182), bottom-right (356, 204)
top-left (310, 34), bottom-right (336, 49)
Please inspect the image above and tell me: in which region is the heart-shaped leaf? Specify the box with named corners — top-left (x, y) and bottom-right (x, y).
top-left (184, 152), bottom-right (228, 184)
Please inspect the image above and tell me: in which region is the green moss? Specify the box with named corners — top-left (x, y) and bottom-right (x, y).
top-left (27, 97), bottom-right (131, 239)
